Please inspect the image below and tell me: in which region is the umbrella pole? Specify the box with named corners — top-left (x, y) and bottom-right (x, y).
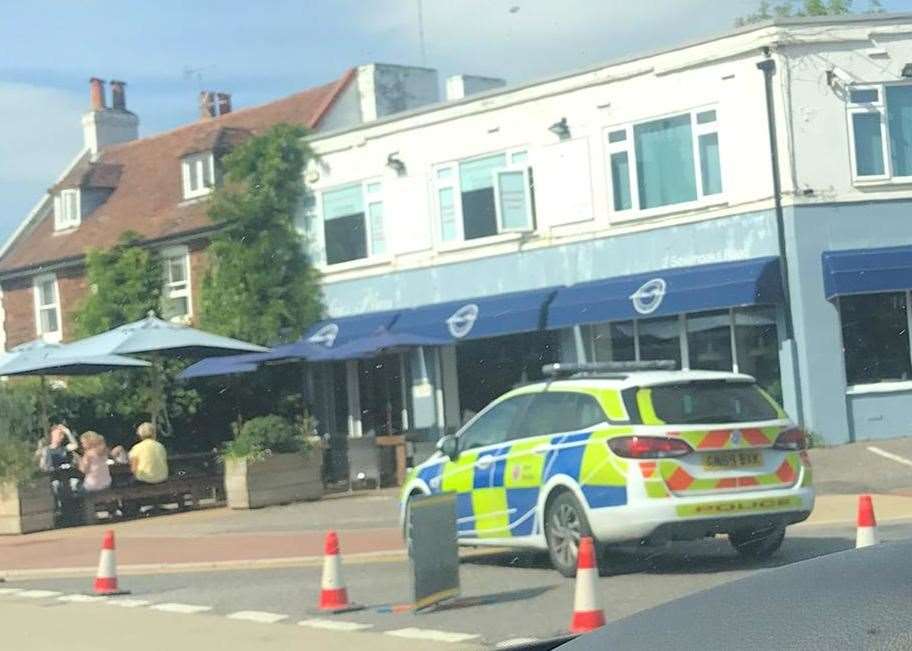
top-left (39, 375), bottom-right (50, 437)
top-left (150, 353), bottom-right (163, 431)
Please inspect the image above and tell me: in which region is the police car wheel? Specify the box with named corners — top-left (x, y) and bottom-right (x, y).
top-left (545, 491), bottom-right (593, 577)
top-left (729, 524), bottom-right (786, 559)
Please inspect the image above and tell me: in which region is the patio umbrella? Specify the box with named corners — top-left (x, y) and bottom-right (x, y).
top-left (65, 312), bottom-right (268, 431)
top-left (0, 339), bottom-right (151, 437)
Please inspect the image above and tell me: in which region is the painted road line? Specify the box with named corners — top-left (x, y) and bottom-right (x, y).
top-left (0, 588), bottom-right (22, 596)
top-left (16, 589), bottom-right (62, 599)
top-left (105, 598), bottom-right (151, 608)
top-left (496, 639), bottom-right (540, 649)
top-left (867, 446), bottom-right (912, 468)
top-left (298, 618), bottom-right (373, 632)
top-left (150, 602), bottom-right (212, 615)
top-left (385, 628), bottom-right (481, 643)
top-left (58, 594), bottom-right (104, 603)
top-left (227, 611), bottom-right (288, 624)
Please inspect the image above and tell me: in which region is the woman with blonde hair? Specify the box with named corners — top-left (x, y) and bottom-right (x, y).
top-left (75, 431), bottom-right (112, 493)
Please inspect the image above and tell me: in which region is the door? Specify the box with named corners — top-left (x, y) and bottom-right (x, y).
top-left (440, 394), bottom-right (533, 538)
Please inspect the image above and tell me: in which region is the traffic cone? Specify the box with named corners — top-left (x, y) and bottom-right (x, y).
top-left (93, 530), bottom-right (129, 596)
top-left (318, 531), bottom-right (362, 612)
top-left (569, 536), bottom-right (605, 634)
top-left (856, 494), bottom-right (879, 549)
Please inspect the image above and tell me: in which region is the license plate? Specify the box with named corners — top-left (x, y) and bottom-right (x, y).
top-left (703, 450), bottom-right (762, 470)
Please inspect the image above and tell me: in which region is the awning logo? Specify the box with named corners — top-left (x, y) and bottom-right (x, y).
top-left (630, 278), bottom-right (666, 315)
top-left (446, 304), bottom-right (479, 339)
top-left (308, 323), bottom-right (339, 347)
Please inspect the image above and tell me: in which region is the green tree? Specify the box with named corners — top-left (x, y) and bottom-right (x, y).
top-left (73, 231), bottom-right (162, 337)
top-left (200, 123), bottom-right (323, 346)
top-left (736, 0), bottom-right (883, 26)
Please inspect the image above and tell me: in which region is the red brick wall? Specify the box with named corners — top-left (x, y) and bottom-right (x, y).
top-left (188, 240), bottom-right (209, 326)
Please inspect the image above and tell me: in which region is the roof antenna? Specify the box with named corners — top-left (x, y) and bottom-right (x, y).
top-left (416, 0), bottom-right (427, 66)
top-left (182, 64), bottom-right (215, 91)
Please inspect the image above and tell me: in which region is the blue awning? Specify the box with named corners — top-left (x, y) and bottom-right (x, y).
top-left (300, 310), bottom-right (401, 349)
top-left (546, 256), bottom-right (783, 329)
top-left (391, 287), bottom-right (558, 342)
top-left (822, 245), bottom-right (912, 299)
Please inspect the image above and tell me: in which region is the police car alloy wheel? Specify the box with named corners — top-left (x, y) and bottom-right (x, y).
top-left (545, 491), bottom-right (593, 577)
top-left (729, 524), bottom-right (786, 559)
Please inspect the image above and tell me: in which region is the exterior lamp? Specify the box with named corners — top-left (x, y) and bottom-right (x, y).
top-left (548, 117), bottom-right (570, 140)
top-left (387, 153), bottom-right (406, 176)
top-left (903, 63), bottom-right (912, 78)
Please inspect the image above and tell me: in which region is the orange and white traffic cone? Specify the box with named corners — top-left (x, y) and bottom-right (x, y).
top-left (318, 531), bottom-right (362, 612)
top-left (93, 530), bottom-right (129, 596)
top-left (569, 536), bottom-right (605, 634)
top-left (856, 494), bottom-right (879, 549)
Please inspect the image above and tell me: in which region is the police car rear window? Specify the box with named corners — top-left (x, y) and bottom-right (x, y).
top-left (624, 381), bottom-right (779, 425)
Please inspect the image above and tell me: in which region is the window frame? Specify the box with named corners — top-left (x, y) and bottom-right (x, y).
top-left (33, 273), bottom-right (62, 342)
top-left (161, 245), bottom-right (192, 323)
top-left (317, 178), bottom-right (387, 268)
top-left (54, 188), bottom-right (81, 231)
top-left (839, 290), bottom-right (912, 389)
top-left (432, 146), bottom-right (533, 247)
top-left (847, 86), bottom-right (892, 182)
top-left (181, 152), bottom-right (215, 199)
top-left (604, 105), bottom-right (725, 220)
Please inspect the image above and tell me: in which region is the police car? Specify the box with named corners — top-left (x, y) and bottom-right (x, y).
top-left (400, 362), bottom-right (814, 576)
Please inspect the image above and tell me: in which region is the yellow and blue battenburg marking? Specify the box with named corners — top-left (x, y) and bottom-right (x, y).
top-left (417, 429), bottom-right (628, 539)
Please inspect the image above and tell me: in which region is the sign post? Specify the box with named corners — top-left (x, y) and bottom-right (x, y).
top-left (407, 492), bottom-right (460, 611)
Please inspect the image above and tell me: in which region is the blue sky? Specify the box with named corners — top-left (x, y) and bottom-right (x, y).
top-left (1, 0), bottom-right (909, 244)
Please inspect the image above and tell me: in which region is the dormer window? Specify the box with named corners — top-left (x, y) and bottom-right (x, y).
top-left (182, 152), bottom-right (214, 199)
top-left (54, 189), bottom-right (81, 231)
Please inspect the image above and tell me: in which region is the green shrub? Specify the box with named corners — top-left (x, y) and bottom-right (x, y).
top-left (0, 436), bottom-right (40, 484)
top-left (223, 414), bottom-right (315, 460)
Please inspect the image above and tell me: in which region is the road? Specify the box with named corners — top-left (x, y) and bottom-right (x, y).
top-left (5, 519), bottom-right (912, 649)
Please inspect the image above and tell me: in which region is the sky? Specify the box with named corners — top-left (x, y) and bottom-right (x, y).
top-left (1, 0), bottom-right (910, 244)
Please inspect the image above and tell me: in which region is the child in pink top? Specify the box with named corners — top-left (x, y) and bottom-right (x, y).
top-left (76, 431), bottom-right (112, 493)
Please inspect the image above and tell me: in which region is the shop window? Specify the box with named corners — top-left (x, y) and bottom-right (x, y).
top-left (434, 148), bottom-right (534, 243)
top-left (734, 306), bottom-right (782, 402)
top-left (607, 107), bottom-right (722, 214)
top-left (687, 309), bottom-right (733, 372)
top-left (848, 83), bottom-right (912, 181)
top-left (588, 321), bottom-right (636, 362)
top-left (840, 292), bottom-right (912, 385)
top-left (638, 316), bottom-right (682, 368)
top-left (321, 181), bottom-right (385, 266)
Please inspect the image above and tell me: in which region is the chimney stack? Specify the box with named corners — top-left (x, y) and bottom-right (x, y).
top-left (89, 78), bottom-right (106, 111)
top-left (110, 80), bottom-right (127, 111)
top-left (216, 92), bottom-right (232, 116)
top-left (199, 91), bottom-right (216, 119)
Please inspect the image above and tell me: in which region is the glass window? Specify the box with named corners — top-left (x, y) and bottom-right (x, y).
top-left (458, 394), bottom-right (533, 451)
top-left (514, 392), bottom-right (607, 438)
top-left (886, 85), bottom-right (912, 177)
top-left (698, 132), bottom-right (722, 196)
top-left (840, 292), bottom-right (912, 385)
top-left (438, 187), bottom-right (457, 241)
top-left (635, 381), bottom-right (779, 424)
top-left (496, 169), bottom-right (532, 231)
top-left (610, 152), bottom-right (632, 211)
top-left (686, 310), bottom-right (732, 371)
top-left (734, 307), bottom-right (782, 402)
top-left (590, 321), bottom-right (636, 362)
top-left (850, 88), bottom-right (879, 103)
top-left (162, 249), bottom-right (191, 321)
top-left (634, 114), bottom-right (698, 209)
top-left (852, 112), bottom-right (886, 176)
top-left (638, 316), bottom-right (682, 368)
top-left (323, 184), bottom-right (367, 265)
top-left (368, 202), bottom-right (385, 256)
top-left (459, 154), bottom-right (505, 240)
top-left (34, 275), bottom-right (60, 337)
top-left (696, 110), bottom-right (717, 124)
top-left (608, 129), bottom-right (626, 144)
top-left (182, 153), bottom-right (214, 197)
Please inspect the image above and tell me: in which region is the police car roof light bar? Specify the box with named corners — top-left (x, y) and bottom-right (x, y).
top-left (542, 360), bottom-right (677, 378)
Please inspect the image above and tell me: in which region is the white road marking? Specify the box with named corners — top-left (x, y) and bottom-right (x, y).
top-left (298, 618), bottom-right (373, 631)
top-left (496, 639), bottom-right (540, 649)
top-left (385, 628), bottom-right (481, 643)
top-left (57, 594), bottom-right (104, 603)
top-left (227, 611), bottom-right (288, 624)
top-left (106, 598), bottom-right (151, 608)
top-left (17, 590), bottom-right (62, 599)
top-left (867, 446), bottom-right (912, 468)
top-left (150, 602), bottom-right (212, 614)
top-left (0, 588), bottom-right (22, 596)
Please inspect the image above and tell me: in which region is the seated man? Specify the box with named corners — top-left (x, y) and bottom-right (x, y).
top-left (128, 422), bottom-right (168, 484)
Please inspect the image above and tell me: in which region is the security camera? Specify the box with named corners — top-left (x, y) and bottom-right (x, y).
top-left (827, 66), bottom-right (854, 87)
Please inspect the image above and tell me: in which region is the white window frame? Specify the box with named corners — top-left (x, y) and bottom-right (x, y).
top-left (604, 106), bottom-right (725, 220)
top-left (847, 84), bottom-right (898, 183)
top-left (317, 178), bottom-right (387, 268)
top-left (54, 189), bottom-right (81, 231)
top-left (161, 245), bottom-right (192, 323)
top-left (181, 152), bottom-right (215, 199)
top-left (33, 273), bottom-right (62, 343)
top-left (432, 146), bottom-right (533, 246)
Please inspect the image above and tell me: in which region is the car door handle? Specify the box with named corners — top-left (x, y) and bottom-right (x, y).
top-left (475, 455), bottom-right (495, 470)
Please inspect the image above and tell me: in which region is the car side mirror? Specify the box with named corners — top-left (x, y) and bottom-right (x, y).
top-left (437, 435), bottom-right (459, 461)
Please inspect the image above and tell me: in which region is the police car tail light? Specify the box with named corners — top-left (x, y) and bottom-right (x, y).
top-left (773, 427), bottom-right (807, 451)
top-left (607, 436), bottom-right (692, 459)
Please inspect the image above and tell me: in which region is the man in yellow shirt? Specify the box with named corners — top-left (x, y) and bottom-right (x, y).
top-left (129, 422), bottom-right (168, 484)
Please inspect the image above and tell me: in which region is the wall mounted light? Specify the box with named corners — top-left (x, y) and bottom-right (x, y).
top-left (903, 63), bottom-right (912, 78)
top-left (548, 117), bottom-right (570, 140)
top-left (387, 152), bottom-right (406, 176)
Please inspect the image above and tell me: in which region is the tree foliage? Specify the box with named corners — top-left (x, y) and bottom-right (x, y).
top-left (200, 123), bottom-right (323, 346)
top-left (736, 0), bottom-right (883, 26)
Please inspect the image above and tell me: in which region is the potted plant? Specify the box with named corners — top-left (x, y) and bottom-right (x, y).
top-left (0, 436), bottom-right (54, 534)
top-left (222, 414), bottom-right (323, 509)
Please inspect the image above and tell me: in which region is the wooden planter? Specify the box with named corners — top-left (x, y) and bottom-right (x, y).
top-left (224, 451), bottom-right (322, 509)
top-left (0, 480), bottom-right (55, 534)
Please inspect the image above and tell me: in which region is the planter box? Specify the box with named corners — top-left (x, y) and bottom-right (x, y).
top-left (0, 480), bottom-right (55, 534)
top-left (224, 452), bottom-right (322, 509)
